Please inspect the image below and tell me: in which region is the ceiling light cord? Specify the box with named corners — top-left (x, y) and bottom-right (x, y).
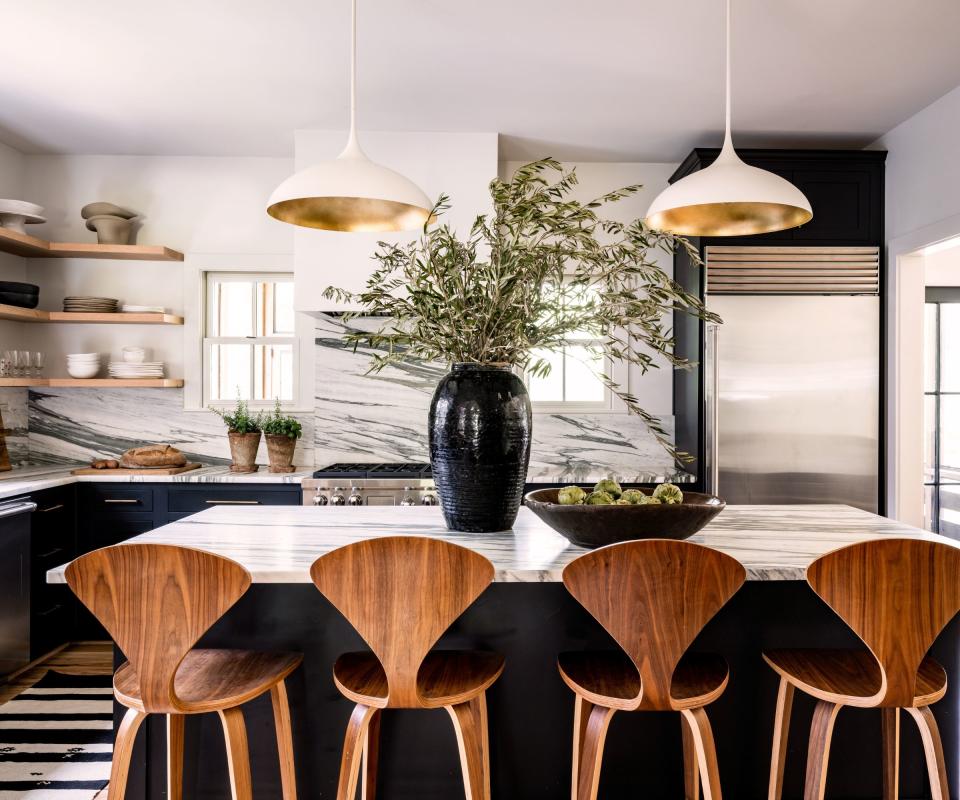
top-left (721, 0), bottom-right (735, 158)
top-left (342, 0), bottom-right (363, 158)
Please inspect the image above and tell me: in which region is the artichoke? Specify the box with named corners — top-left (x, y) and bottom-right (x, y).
top-left (584, 490), bottom-right (614, 505)
top-left (639, 494), bottom-right (662, 505)
top-left (614, 498), bottom-right (631, 505)
top-left (558, 485), bottom-right (587, 505)
top-left (620, 488), bottom-right (646, 505)
top-left (593, 478), bottom-right (622, 499)
top-left (653, 483), bottom-right (683, 504)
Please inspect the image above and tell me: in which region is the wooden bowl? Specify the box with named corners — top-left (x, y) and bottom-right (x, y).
top-left (523, 488), bottom-right (725, 548)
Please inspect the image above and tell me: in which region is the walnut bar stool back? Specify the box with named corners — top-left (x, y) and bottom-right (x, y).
top-left (65, 543), bottom-right (303, 800)
top-left (310, 536), bottom-right (504, 800)
top-left (764, 538), bottom-right (960, 800)
top-left (560, 539), bottom-right (746, 800)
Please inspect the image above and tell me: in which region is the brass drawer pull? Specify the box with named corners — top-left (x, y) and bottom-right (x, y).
top-left (104, 498), bottom-right (140, 504)
top-left (205, 500), bottom-right (261, 505)
top-left (39, 504), bottom-right (65, 513)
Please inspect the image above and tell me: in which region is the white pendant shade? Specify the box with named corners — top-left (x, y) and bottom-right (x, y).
top-left (266, 0), bottom-right (432, 232)
top-left (645, 0), bottom-right (812, 237)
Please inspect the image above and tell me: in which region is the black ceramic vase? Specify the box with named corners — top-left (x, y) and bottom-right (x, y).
top-left (429, 363), bottom-right (532, 532)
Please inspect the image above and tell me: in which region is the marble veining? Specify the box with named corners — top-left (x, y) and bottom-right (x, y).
top-left (313, 315), bottom-right (679, 475)
top-left (47, 504), bottom-right (953, 585)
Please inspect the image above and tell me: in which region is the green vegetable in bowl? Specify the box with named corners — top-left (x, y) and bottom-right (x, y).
top-left (653, 483), bottom-right (683, 504)
top-left (620, 488), bottom-right (646, 504)
top-left (614, 498), bottom-right (631, 505)
top-left (558, 485), bottom-right (587, 505)
top-left (593, 478), bottom-right (622, 499)
top-left (585, 490), bottom-right (614, 505)
top-left (639, 494), bottom-right (662, 505)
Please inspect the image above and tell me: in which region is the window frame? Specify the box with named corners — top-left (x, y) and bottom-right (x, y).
top-left (182, 254), bottom-right (314, 413)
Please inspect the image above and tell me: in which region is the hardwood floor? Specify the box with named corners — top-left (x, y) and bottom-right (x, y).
top-left (1, 641), bottom-right (114, 798)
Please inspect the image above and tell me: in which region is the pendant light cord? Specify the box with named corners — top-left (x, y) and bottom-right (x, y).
top-left (720, 0), bottom-right (735, 157)
top-left (342, 0), bottom-right (362, 157)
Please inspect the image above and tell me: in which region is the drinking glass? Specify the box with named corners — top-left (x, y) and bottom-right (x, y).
top-left (32, 352), bottom-right (43, 377)
top-left (0, 351), bottom-right (10, 377)
top-left (9, 350), bottom-right (21, 377)
top-left (18, 351), bottom-right (31, 378)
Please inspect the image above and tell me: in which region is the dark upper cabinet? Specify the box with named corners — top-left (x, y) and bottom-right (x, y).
top-left (668, 149), bottom-right (886, 246)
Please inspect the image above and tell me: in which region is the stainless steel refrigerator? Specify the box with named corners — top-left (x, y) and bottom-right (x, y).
top-left (703, 246), bottom-right (880, 512)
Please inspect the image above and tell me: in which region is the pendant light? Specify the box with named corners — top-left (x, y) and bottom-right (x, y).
top-left (267, 0), bottom-right (433, 232)
top-left (645, 0), bottom-right (812, 237)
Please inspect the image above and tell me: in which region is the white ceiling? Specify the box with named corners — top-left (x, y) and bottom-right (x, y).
top-left (2, 0), bottom-right (959, 161)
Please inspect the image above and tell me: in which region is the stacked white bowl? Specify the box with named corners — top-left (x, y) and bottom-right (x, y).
top-left (66, 353), bottom-right (101, 379)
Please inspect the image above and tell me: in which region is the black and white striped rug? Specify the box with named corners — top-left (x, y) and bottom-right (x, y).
top-left (0, 671), bottom-right (113, 798)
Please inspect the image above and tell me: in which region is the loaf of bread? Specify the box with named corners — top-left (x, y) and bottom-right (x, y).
top-left (120, 444), bottom-right (187, 468)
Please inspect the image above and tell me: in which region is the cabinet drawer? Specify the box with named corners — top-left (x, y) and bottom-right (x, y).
top-left (167, 487), bottom-right (300, 512)
top-left (79, 485), bottom-right (154, 512)
top-left (77, 512), bottom-right (156, 553)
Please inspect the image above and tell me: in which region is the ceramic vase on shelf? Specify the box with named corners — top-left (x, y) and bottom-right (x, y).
top-left (428, 363), bottom-right (532, 533)
top-left (265, 434), bottom-right (297, 473)
top-left (227, 431), bottom-right (261, 473)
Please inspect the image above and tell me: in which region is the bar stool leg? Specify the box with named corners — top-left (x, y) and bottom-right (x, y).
top-left (576, 705), bottom-right (616, 800)
top-left (906, 706), bottom-right (949, 800)
top-left (571, 695), bottom-right (595, 800)
top-left (337, 704), bottom-right (377, 800)
top-left (803, 700), bottom-right (841, 800)
top-left (882, 708), bottom-right (899, 800)
top-left (218, 707), bottom-right (253, 800)
top-left (447, 693), bottom-right (492, 800)
top-left (270, 681), bottom-right (298, 800)
top-left (167, 714), bottom-right (184, 800)
top-left (681, 707), bottom-right (722, 800)
top-left (682, 713), bottom-right (700, 800)
top-left (109, 708), bottom-right (147, 800)
top-left (362, 709), bottom-right (381, 800)
top-left (769, 677), bottom-right (794, 800)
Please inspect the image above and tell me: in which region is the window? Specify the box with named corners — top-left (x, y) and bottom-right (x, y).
top-left (924, 288), bottom-right (960, 536)
top-left (525, 283), bottom-right (609, 410)
top-left (204, 272), bottom-right (297, 406)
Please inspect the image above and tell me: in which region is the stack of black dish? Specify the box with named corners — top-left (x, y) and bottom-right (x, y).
top-left (0, 281), bottom-right (39, 309)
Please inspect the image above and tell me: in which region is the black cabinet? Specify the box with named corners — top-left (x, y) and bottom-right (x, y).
top-left (167, 485), bottom-right (301, 513)
top-left (30, 487), bottom-right (75, 660)
top-left (669, 149), bottom-right (886, 492)
top-left (0, 499), bottom-right (34, 674)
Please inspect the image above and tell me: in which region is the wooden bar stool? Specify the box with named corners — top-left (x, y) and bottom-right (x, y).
top-left (764, 538), bottom-right (960, 800)
top-left (65, 543), bottom-right (302, 800)
top-left (559, 539), bottom-right (745, 800)
top-left (310, 536), bottom-right (504, 800)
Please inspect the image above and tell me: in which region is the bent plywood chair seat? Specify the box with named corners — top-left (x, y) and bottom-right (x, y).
top-left (560, 538), bottom-right (746, 800)
top-left (66, 543), bottom-right (302, 800)
top-left (763, 537), bottom-right (960, 800)
top-left (311, 535), bottom-right (504, 800)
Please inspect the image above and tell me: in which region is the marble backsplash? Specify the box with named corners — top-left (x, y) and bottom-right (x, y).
top-left (7, 316), bottom-right (676, 477)
top-left (313, 315), bottom-right (677, 479)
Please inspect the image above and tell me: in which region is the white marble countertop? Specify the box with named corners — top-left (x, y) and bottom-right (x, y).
top-left (47, 503), bottom-right (952, 584)
top-left (0, 464), bottom-right (313, 500)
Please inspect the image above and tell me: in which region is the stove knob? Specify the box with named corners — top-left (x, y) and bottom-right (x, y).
top-left (312, 492), bottom-right (329, 506)
top-left (347, 489), bottom-right (364, 506)
top-left (421, 493), bottom-right (439, 506)
top-left (400, 487), bottom-right (417, 507)
top-left (330, 488), bottom-right (347, 506)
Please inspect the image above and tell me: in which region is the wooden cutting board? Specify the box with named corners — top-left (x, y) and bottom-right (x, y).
top-left (71, 462), bottom-right (203, 476)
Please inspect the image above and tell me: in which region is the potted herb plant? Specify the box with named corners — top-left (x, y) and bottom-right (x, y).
top-left (261, 400), bottom-right (303, 473)
top-left (212, 394), bottom-right (263, 473)
top-left (324, 159), bottom-right (718, 533)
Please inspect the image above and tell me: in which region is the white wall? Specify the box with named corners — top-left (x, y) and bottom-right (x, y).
top-left (500, 160), bottom-right (677, 416)
top-left (19, 155), bottom-right (294, 377)
top-left (293, 131), bottom-right (498, 310)
top-left (874, 85), bottom-right (960, 243)
top-left (0, 140), bottom-right (28, 347)
top-left (925, 246), bottom-right (960, 286)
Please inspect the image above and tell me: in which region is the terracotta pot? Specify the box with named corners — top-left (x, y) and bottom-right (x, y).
top-left (227, 431), bottom-right (261, 473)
top-left (265, 434), bottom-right (297, 473)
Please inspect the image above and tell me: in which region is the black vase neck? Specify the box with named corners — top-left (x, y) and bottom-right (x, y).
top-left (452, 362), bottom-right (514, 372)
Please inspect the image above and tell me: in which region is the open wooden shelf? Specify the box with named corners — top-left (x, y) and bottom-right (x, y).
top-left (0, 377), bottom-right (183, 388)
top-left (0, 303), bottom-right (183, 325)
top-left (0, 228), bottom-right (183, 261)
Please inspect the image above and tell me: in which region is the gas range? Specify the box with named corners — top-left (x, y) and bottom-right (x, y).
top-left (301, 463), bottom-right (439, 507)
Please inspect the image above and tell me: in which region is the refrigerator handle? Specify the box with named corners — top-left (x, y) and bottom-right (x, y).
top-left (704, 324), bottom-right (720, 495)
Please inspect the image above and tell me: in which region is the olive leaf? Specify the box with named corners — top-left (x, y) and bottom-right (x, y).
top-left (323, 158), bottom-right (720, 463)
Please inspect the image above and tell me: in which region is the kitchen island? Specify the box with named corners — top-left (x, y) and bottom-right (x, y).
top-left (48, 505), bottom-right (960, 800)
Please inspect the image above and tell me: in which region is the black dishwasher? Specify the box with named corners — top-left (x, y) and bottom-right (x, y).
top-left (0, 498), bottom-right (37, 676)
